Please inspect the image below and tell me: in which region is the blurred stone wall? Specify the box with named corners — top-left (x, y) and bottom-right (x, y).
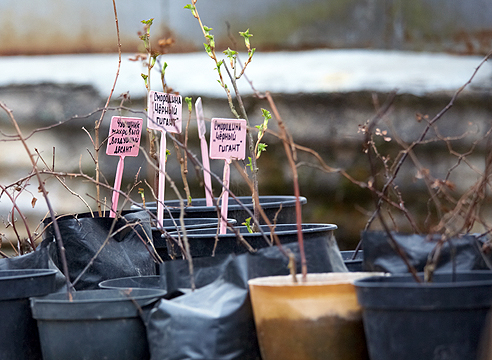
top-left (1, 83), bottom-right (492, 250)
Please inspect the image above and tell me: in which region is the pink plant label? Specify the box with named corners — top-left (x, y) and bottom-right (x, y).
top-left (210, 118), bottom-right (247, 160)
top-left (147, 90), bottom-right (182, 133)
top-left (106, 116), bottom-right (143, 157)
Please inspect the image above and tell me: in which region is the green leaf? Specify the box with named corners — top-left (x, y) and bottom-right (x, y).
top-left (185, 97), bottom-right (193, 112)
top-left (203, 25), bottom-right (213, 34)
top-left (165, 149), bottom-right (171, 161)
top-left (184, 4), bottom-right (197, 17)
top-left (141, 73), bottom-right (148, 87)
top-left (242, 217), bottom-right (253, 233)
top-left (239, 29), bottom-right (253, 40)
top-left (261, 108), bottom-right (272, 121)
top-left (247, 157), bottom-right (253, 172)
top-left (141, 18), bottom-right (154, 26)
top-left (239, 29), bottom-right (253, 49)
top-left (161, 62), bottom-right (168, 76)
top-left (203, 43), bottom-right (212, 57)
top-left (223, 47), bottom-right (238, 60)
top-left (257, 143), bottom-right (268, 158)
top-left (205, 34), bottom-right (215, 48)
top-left (150, 55), bottom-right (157, 68)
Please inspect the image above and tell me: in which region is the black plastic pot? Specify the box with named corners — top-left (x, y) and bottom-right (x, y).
top-left (341, 250), bottom-right (364, 272)
top-left (0, 269), bottom-right (57, 360)
top-left (99, 275), bottom-right (162, 290)
top-left (166, 223), bottom-right (338, 258)
top-left (31, 288), bottom-right (166, 360)
top-left (354, 271), bottom-right (492, 360)
top-left (132, 195), bottom-right (307, 224)
top-left (162, 223), bottom-right (348, 293)
top-left (152, 218), bottom-right (235, 263)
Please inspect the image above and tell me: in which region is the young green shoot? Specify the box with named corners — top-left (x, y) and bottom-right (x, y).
top-left (242, 217), bottom-right (254, 233)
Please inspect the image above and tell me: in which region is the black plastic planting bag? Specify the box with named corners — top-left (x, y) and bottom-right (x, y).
top-left (146, 256), bottom-right (261, 360)
top-left (43, 211), bottom-right (156, 290)
top-left (362, 231), bottom-right (492, 273)
top-left (0, 240), bottom-right (67, 292)
top-left (162, 236), bottom-right (347, 292)
top-left (145, 237), bottom-right (347, 360)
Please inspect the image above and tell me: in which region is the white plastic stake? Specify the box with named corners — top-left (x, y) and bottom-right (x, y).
top-left (195, 97), bottom-right (213, 206)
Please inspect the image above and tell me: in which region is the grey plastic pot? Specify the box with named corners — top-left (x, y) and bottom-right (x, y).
top-left (31, 288), bottom-right (166, 360)
top-left (0, 269), bottom-right (57, 360)
top-left (354, 271), bottom-right (492, 360)
top-left (132, 195), bottom-right (307, 225)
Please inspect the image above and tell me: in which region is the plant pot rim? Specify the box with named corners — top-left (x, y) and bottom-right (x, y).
top-left (152, 218), bottom-right (236, 232)
top-left (0, 269), bottom-right (57, 280)
top-left (31, 288), bottom-right (167, 320)
top-left (248, 272), bottom-right (384, 287)
top-left (170, 223), bottom-right (338, 239)
top-left (354, 270), bottom-right (492, 289)
top-left (98, 275), bottom-right (161, 290)
top-left (132, 195), bottom-right (308, 212)
top-left (31, 288), bottom-right (166, 304)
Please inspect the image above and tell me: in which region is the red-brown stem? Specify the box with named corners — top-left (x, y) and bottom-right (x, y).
top-left (265, 92), bottom-right (307, 280)
top-left (0, 102), bottom-right (74, 296)
top-left (0, 185), bottom-right (34, 251)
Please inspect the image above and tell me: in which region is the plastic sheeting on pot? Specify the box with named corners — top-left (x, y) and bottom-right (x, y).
top-left (0, 239), bottom-right (67, 292)
top-left (161, 234), bottom-right (348, 293)
top-left (146, 237), bottom-right (347, 359)
top-left (361, 231), bottom-right (492, 273)
top-left (146, 255), bottom-right (262, 360)
top-left (43, 211), bottom-right (156, 290)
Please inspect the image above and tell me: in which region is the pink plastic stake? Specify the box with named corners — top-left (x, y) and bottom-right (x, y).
top-left (110, 157), bottom-right (125, 218)
top-left (157, 134), bottom-right (167, 229)
top-left (147, 90), bottom-right (183, 228)
top-left (195, 97), bottom-right (213, 206)
top-left (220, 160), bottom-right (231, 234)
top-left (106, 116), bottom-right (143, 218)
top-left (209, 118), bottom-right (247, 234)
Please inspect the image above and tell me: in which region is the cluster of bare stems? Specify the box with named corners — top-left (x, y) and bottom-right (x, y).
top-left (1, 0), bottom-right (491, 291)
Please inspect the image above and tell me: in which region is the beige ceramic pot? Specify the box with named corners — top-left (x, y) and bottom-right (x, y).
top-left (248, 272), bottom-right (382, 360)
